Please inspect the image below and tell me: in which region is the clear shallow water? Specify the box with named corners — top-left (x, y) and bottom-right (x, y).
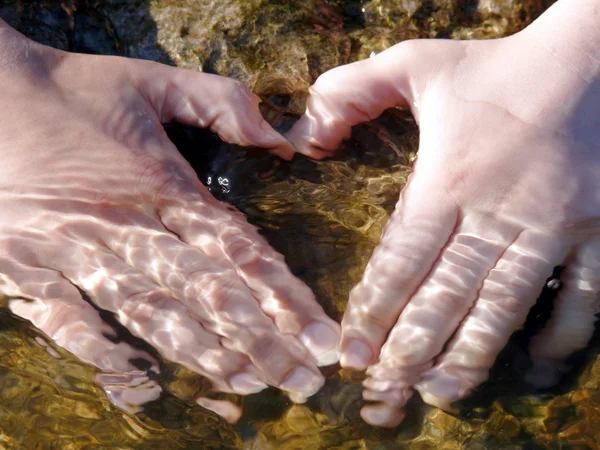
top-left (2, 1), bottom-right (598, 449)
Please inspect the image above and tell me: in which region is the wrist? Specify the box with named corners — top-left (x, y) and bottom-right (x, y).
top-left (0, 18), bottom-right (60, 79)
top-left (514, 0), bottom-right (600, 146)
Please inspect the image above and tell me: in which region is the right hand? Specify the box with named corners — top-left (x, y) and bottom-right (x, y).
top-left (286, 0), bottom-right (600, 427)
top-left (0, 20), bottom-right (340, 422)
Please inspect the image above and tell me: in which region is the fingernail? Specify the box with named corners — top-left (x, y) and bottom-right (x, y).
top-left (361, 406), bottom-right (388, 427)
top-left (415, 370), bottom-right (462, 413)
top-left (300, 321), bottom-right (340, 366)
top-left (361, 404), bottom-right (406, 428)
top-left (341, 339), bottom-right (372, 370)
top-left (280, 367), bottom-right (324, 396)
top-left (229, 373), bottom-right (268, 395)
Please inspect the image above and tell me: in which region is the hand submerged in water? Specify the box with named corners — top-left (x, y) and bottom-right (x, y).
top-left (287, 0), bottom-right (600, 427)
top-left (0, 20), bottom-right (341, 422)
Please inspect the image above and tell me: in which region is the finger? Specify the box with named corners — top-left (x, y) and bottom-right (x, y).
top-left (339, 178), bottom-right (459, 370)
top-left (94, 211), bottom-right (325, 399)
top-left (360, 364), bottom-right (418, 427)
top-left (52, 244), bottom-right (268, 396)
top-left (127, 59), bottom-right (295, 157)
top-left (527, 237), bottom-right (600, 388)
top-left (0, 251), bottom-right (250, 422)
top-left (0, 262), bottom-right (162, 413)
top-left (372, 214), bottom-right (519, 371)
top-left (159, 198), bottom-right (341, 366)
top-left (0, 260), bottom-right (159, 374)
top-left (413, 230), bottom-right (569, 411)
top-left (361, 386), bottom-right (412, 428)
top-left (285, 41), bottom-right (420, 158)
top-left (95, 372), bottom-right (163, 414)
top-left (196, 397), bottom-right (242, 424)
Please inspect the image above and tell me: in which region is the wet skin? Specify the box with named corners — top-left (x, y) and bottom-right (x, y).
top-left (287, 0), bottom-right (600, 427)
top-left (0, 18), bottom-right (340, 422)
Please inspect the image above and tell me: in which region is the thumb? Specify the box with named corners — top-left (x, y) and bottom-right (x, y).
top-left (285, 41), bottom-right (424, 159)
top-left (126, 60), bottom-right (295, 158)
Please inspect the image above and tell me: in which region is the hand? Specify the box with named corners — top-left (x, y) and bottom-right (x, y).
top-left (287, 0), bottom-right (600, 427)
top-left (0, 21), bottom-right (340, 422)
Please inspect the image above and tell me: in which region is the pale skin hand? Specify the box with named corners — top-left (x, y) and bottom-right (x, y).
top-left (0, 20), bottom-right (341, 422)
top-left (287, 0), bottom-right (600, 427)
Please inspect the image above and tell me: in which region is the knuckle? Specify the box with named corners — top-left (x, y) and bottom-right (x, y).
top-left (436, 290), bottom-right (466, 313)
top-left (121, 290), bottom-right (173, 321)
top-left (227, 79), bottom-right (256, 108)
top-left (481, 292), bottom-right (528, 317)
top-left (346, 300), bottom-right (392, 332)
top-left (245, 330), bottom-right (282, 363)
top-left (366, 249), bottom-right (421, 289)
top-left (186, 269), bottom-right (238, 312)
top-left (225, 235), bottom-right (264, 266)
top-left (490, 275), bottom-right (533, 300)
top-left (136, 156), bottom-right (196, 200)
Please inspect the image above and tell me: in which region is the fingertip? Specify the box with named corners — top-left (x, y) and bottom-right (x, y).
top-left (280, 366), bottom-right (325, 399)
top-left (228, 371), bottom-right (269, 395)
top-left (415, 370), bottom-right (462, 414)
top-left (288, 392), bottom-right (309, 404)
top-left (268, 146), bottom-right (295, 160)
top-left (299, 321), bottom-right (341, 366)
top-left (340, 339), bottom-right (373, 370)
top-left (285, 117), bottom-right (337, 160)
top-left (417, 390), bottom-right (460, 415)
top-left (196, 397), bottom-right (243, 424)
top-left (360, 403), bottom-right (406, 428)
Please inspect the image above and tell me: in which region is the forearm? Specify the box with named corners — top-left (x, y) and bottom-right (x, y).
top-left (0, 18), bottom-right (62, 183)
top-left (0, 18), bottom-right (24, 67)
top-left (460, 0), bottom-right (600, 138)
top-left (523, 0), bottom-right (600, 80)
top-left (514, 0), bottom-right (600, 156)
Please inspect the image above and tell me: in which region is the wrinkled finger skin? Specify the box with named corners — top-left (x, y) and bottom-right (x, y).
top-left (0, 19), bottom-right (340, 420)
top-left (287, 0), bottom-right (600, 427)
